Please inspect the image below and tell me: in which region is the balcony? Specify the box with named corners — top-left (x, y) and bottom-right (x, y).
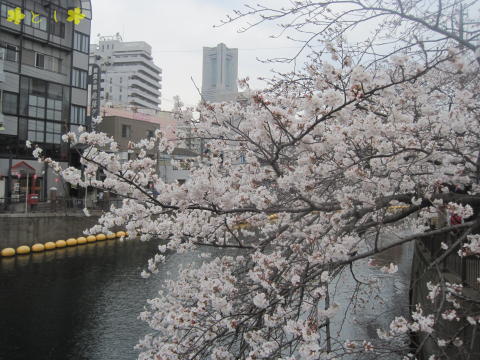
top-left (128, 96), bottom-right (160, 110)
top-left (129, 73), bottom-right (161, 91)
top-left (128, 80), bottom-right (161, 97)
top-left (128, 88), bottom-right (160, 107)
top-left (111, 57), bottom-right (162, 77)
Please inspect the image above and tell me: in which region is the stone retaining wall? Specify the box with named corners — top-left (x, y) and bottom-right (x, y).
top-left (0, 213), bottom-right (101, 248)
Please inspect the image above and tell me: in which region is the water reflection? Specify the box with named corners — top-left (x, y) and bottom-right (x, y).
top-left (0, 239), bottom-right (161, 360)
top-left (0, 237), bottom-right (412, 359)
top-left (330, 241), bottom-right (413, 358)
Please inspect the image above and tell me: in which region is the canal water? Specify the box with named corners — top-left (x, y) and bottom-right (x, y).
top-left (0, 239), bottom-right (163, 360)
top-left (0, 237), bottom-right (413, 359)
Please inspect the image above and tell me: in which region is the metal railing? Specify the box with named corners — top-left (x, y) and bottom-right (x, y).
top-left (419, 232), bottom-right (480, 290)
top-left (0, 197), bottom-right (123, 214)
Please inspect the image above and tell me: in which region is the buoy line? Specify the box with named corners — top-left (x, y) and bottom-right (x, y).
top-left (1, 231), bottom-right (129, 257)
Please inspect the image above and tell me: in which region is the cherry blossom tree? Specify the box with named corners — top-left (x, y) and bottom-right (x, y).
top-left (33, 0), bottom-right (480, 359)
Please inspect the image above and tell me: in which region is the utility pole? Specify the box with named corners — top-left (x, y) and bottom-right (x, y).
top-left (5, 149), bottom-right (12, 211)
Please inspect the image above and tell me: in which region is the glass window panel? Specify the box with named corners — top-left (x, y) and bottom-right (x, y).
top-left (31, 79), bottom-right (46, 96)
top-left (6, 45), bottom-right (17, 62)
top-left (2, 92), bottom-right (18, 114)
top-left (54, 134), bottom-right (61, 144)
top-left (54, 123), bottom-right (61, 132)
top-left (55, 101), bottom-right (62, 110)
top-left (28, 131), bottom-right (35, 140)
top-left (46, 133), bottom-right (53, 144)
top-left (46, 110), bottom-right (54, 119)
top-left (24, 12), bottom-right (31, 26)
top-left (47, 99), bottom-right (54, 108)
top-left (29, 95), bottom-right (37, 106)
top-left (48, 83), bottom-right (63, 100)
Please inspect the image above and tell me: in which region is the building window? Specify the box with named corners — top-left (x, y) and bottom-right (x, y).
top-left (49, 21), bottom-right (65, 38)
top-left (28, 95), bottom-right (46, 119)
top-left (73, 31), bottom-right (89, 53)
top-left (33, 52), bottom-right (62, 73)
top-left (23, 10), bottom-right (48, 31)
top-left (19, 76), bottom-right (70, 127)
top-left (27, 119), bottom-right (45, 143)
top-left (52, 57), bottom-right (62, 73)
top-left (45, 121), bottom-right (62, 144)
top-left (46, 98), bottom-right (62, 121)
top-left (1, 91), bottom-right (19, 115)
top-left (72, 68), bottom-right (88, 89)
top-left (121, 124), bottom-right (131, 138)
top-left (146, 130), bottom-right (154, 138)
top-left (0, 4), bottom-right (7, 18)
top-left (35, 53), bottom-right (45, 69)
top-left (4, 44), bottom-right (18, 62)
top-left (71, 105), bottom-right (86, 125)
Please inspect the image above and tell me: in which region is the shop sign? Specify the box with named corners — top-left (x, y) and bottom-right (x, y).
top-left (6, 6), bottom-right (85, 26)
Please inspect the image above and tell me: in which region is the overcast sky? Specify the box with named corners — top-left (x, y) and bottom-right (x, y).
top-left (90, 0), bottom-right (305, 110)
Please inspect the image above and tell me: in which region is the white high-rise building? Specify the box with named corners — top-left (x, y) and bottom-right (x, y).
top-left (90, 35), bottom-right (162, 111)
top-left (202, 43), bottom-right (238, 103)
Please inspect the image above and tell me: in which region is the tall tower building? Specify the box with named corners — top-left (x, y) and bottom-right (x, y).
top-left (90, 35), bottom-right (162, 111)
top-left (201, 43), bottom-right (238, 103)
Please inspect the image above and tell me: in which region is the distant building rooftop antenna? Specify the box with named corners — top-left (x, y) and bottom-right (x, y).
top-left (98, 33), bottom-right (123, 42)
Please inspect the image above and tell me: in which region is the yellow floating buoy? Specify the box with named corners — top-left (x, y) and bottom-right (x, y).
top-left (96, 234), bottom-right (106, 241)
top-left (268, 214), bottom-right (279, 221)
top-left (32, 243), bottom-right (45, 253)
top-left (106, 233), bottom-right (116, 240)
top-left (116, 231), bottom-right (126, 238)
top-left (125, 232), bottom-right (129, 237)
top-left (16, 245), bottom-right (31, 255)
top-left (55, 240), bottom-right (67, 248)
top-left (77, 237), bottom-right (87, 245)
top-left (1, 248), bottom-right (16, 257)
top-left (45, 242), bottom-right (56, 250)
top-left (66, 238), bottom-right (78, 247)
top-left (87, 235), bottom-right (97, 243)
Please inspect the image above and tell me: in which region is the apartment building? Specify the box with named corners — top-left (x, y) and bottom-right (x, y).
top-left (0, 0), bottom-right (92, 201)
top-left (90, 35), bottom-right (162, 111)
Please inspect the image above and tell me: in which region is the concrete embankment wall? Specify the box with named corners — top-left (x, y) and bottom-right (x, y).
top-left (0, 213), bottom-right (100, 248)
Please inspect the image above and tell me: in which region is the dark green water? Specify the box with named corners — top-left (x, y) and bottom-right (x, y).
top-left (0, 236), bottom-right (412, 360)
top-left (0, 239), bottom-right (161, 360)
